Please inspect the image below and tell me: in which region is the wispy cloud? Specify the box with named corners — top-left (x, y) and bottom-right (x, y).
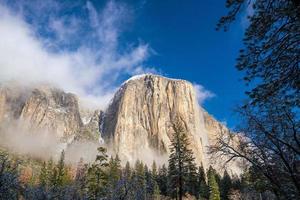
top-left (0, 0), bottom-right (151, 109)
top-left (193, 83), bottom-right (215, 105)
top-left (0, 0), bottom-right (214, 110)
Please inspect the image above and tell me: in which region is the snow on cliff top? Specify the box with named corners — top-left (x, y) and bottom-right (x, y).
top-left (122, 73), bottom-right (188, 85)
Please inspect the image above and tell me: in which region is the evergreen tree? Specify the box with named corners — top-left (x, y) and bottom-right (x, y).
top-left (216, 0), bottom-right (300, 198)
top-left (187, 159), bottom-right (198, 197)
top-left (122, 161), bottom-right (133, 200)
top-left (220, 170), bottom-right (232, 200)
top-left (56, 150), bottom-right (66, 186)
top-left (152, 181), bottom-right (161, 200)
top-left (168, 117), bottom-right (197, 200)
top-left (197, 165), bottom-right (209, 199)
top-left (151, 161), bottom-right (158, 180)
top-left (39, 161), bottom-right (47, 187)
top-left (157, 164), bottom-right (168, 196)
top-left (124, 161), bottom-right (132, 180)
top-left (107, 155), bottom-right (122, 185)
top-left (143, 161), bottom-right (161, 199)
top-left (133, 160), bottom-right (147, 200)
top-left (107, 154), bottom-right (122, 199)
top-left (208, 166), bottom-right (221, 200)
top-left (145, 164), bottom-right (152, 197)
top-left (87, 146), bottom-right (109, 200)
top-left (0, 152), bottom-right (20, 200)
top-left (47, 158), bottom-right (54, 186)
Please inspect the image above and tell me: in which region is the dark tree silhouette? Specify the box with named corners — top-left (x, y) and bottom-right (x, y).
top-left (218, 0), bottom-right (300, 108)
top-left (168, 117), bottom-right (197, 200)
top-left (212, 1), bottom-right (300, 199)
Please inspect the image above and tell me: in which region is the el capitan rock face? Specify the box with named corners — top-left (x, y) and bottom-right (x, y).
top-left (102, 74), bottom-right (213, 167)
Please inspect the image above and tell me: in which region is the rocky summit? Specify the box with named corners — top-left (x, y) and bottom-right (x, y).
top-left (0, 75), bottom-right (240, 173)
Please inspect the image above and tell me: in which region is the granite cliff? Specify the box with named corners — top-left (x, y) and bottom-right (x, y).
top-left (0, 75), bottom-right (240, 172)
top-left (101, 74), bottom-right (239, 170)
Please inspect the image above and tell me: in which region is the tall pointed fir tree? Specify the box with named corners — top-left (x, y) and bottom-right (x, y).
top-left (56, 150), bottom-right (66, 186)
top-left (39, 161), bottom-right (48, 187)
top-left (157, 164), bottom-right (168, 196)
top-left (207, 166), bottom-right (221, 200)
top-left (151, 161), bottom-right (161, 200)
top-left (122, 161), bottom-right (134, 200)
top-left (87, 146), bottom-right (109, 200)
top-left (168, 117), bottom-right (198, 200)
top-left (220, 170), bottom-right (232, 200)
top-left (198, 165), bottom-right (209, 199)
top-left (133, 160), bottom-right (147, 200)
top-left (107, 154), bottom-right (122, 199)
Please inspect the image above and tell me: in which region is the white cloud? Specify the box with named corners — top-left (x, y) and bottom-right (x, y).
top-left (0, 0), bottom-right (150, 109)
top-left (0, 0), bottom-right (214, 111)
top-left (193, 83), bottom-right (215, 105)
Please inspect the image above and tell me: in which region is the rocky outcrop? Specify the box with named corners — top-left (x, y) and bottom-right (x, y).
top-left (0, 84), bottom-right (100, 142)
top-left (19, 86), bottom-right (82, 139)
top-left (76, 109), bottom-right (104, 142)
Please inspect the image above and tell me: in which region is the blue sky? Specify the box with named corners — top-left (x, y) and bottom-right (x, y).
top-left (121, 0), bottom-right (248, 128)
top-left (0, 0), bottom-right (250, 128)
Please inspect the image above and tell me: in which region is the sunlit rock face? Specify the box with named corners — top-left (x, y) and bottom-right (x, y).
top-left (102, 74), bottom-right (242, 172)
top-left (19, 86), bottom-right (83, 139)
top-left (102, 74), bottom-right (210, 166)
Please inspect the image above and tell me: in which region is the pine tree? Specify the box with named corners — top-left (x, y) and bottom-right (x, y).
top-left (0, 152), bottom-right (20, 200)
top-left (208, 166), bottom-right (221, 200)
top-left (134, 160), bottom-right (147, 200)
top-left (107, 154), bottom-right (122, 199)
top-left (153, 181), bottom-right (161, 200)
top-left (87, 146), bottom-right (109, 200)
top-left (145, 164), bottom-right (152, 197)
top-left (151, 161), bottom-right (158, 179)
top-left (168, 117), bottom-right (197, 200)
top-left (47, 158), bottom-right (54, 186)
top-left (157, 164), bottom-right (168, 196)
top-left (198, 165), bottom-right (209, 199)
top-left (220, 170), bottom-right (232, 200)
top-left (122, 161), bottom-right (133, 199)
top-left (150, 161), bottom-right (161, 199)
top-left (56, 150), bottom-right (66, 186)
top-left (187, 158), bottom-right (198, 197)
top-left (124, 161), bottom-right (132, 180)
top-left (107, 155), bottom-right (122, 185)
top-left (39, 161), bottom-right (48, 187)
